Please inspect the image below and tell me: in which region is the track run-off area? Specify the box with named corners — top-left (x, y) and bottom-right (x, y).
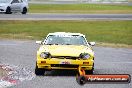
top-left (0, 40), bottom-right (132, 88)
top-left (0, 13), bottom-right (132, 20)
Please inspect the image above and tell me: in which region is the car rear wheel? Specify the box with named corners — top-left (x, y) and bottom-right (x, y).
top-left (21, 7), bottom-right (27, 14)
top-left (5, 7), bottom-right (12, 14)
top-left (35, 63), bottom-right (45, 75)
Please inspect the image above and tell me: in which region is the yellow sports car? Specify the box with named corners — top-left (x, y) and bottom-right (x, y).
top-left (35, 32), bottom-right (95, 75)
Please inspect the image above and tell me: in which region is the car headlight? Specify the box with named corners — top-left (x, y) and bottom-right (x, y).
top-left (40, 52), bottom-right (50, 59)
top-left (79, 53), bottom-right (90, 59)
top-left (0, 5), bottom-right (5, 8)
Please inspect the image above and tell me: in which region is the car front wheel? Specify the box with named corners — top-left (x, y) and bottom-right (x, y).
top-left (85, 63), bottom-right (94, 74)
top-left (5, 7), bottom-right (12, 14)
top-left (35, 63), bottom-right (45, 75)
top-left (85, 69), bottom-right (94, 74)
top-left (21, 7), bottom-right (27, 14)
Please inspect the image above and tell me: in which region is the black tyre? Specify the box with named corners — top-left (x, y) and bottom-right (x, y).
top-left (85, 63), bottom-right (94, 74)
top-left (76, 76), bottom-right (86, 85)
top-left (21, 7), bottom-right (27, 14)
top-left (5, 7), bottom-right (12, 14)
top-left (85, 69), bottom-right (94, 74)
top-left (35, 63), bottom-right (45, 76)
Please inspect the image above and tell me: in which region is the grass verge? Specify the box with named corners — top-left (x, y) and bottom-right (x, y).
top-left (29, 4), bottom-right (132, 14)
top-left (0, 20), bottom-right (132, 47)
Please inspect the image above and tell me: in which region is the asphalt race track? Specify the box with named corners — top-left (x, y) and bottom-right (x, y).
top-left (0, 40), bottom-right (132, 88)
top-left (0, 13), bottom-right (132, 20)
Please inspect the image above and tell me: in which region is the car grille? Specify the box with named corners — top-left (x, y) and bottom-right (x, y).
top-left (51, 64), bottom-right (79, 68)
top-left (51, 56), bottom-right (79, 60)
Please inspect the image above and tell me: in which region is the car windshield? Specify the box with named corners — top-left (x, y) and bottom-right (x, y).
top-left (44, 35), bottom-right (88, 45)
top-left (0, 0), bottom-right (11, 3)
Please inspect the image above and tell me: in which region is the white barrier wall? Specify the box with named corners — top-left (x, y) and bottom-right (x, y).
top-left (90, 0), bottom-right (127, 1)
top-left (30, 0), bottom-right (128, 1)
top-left (29, 0), bottom-right (128, 3)
top-left (83, 0), bottom-right (128, 2)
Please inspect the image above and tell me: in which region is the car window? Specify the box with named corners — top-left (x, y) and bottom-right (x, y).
top-left (19, 0), bottom-right (23, 2)
top-left (0, 0), bottom-right (11, 3)
top-left (44, 35), bottom-right (88, 45)
top-left (11, 0), bottom-right (19, 3)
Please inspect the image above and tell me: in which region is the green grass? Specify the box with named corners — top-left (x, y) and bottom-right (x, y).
top-left (29, 4), bottom-right (132, 14)
top-left (0, 20), bottom-right (132, 45)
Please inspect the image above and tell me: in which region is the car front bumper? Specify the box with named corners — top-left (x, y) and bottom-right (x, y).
top-left (37, 58), bottom-right (94, 70)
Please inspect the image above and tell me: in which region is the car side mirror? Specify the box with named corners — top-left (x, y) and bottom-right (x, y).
top-left (89, 42), bottom-right (95, 46)
top-left (36, 41), bottom-right (42, 45)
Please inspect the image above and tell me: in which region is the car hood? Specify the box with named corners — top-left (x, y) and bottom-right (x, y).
top-left (0, 3), bottom-right (9, 7)
top-left (38, 45), bottom-right (94, 57)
